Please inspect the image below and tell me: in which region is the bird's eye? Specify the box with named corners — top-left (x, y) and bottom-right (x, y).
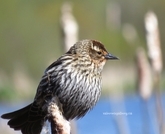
top-left (97, 51), bottom-right (102, 55)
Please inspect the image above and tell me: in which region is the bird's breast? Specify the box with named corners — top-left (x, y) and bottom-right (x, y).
top-left (57, 68), bottom-right (101, 119)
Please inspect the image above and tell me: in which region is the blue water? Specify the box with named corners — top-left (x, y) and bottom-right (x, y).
top-left (0, 94), bottom-right (165, 134)
top-left (77, 94), bottom-right (165, 134)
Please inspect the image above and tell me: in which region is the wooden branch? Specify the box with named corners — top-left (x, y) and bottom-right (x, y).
top-left (48, 97), bottom-right (70, 134)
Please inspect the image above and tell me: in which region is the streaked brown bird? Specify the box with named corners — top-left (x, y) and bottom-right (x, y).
top-left (1, 39), bottom-right (118, 134)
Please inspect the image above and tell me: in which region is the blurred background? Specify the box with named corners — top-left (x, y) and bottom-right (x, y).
top-left (0, 0), bottom-right (165, 134)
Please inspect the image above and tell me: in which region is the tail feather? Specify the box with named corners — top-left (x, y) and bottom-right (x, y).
top-left (1, 103), bottom-right (46, 134)
top-left (1, 104), bottom-right (31, 119)
top-left (8, 112), bottom-right (28, 128)
top-left (21, 119), bottom-right (43, 134)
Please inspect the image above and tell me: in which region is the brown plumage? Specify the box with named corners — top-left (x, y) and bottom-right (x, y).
top-left (1, 39), bottom-right (118, 134)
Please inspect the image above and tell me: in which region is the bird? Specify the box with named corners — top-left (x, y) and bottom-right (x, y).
top-left (1, 39), bottom-right (118, 134)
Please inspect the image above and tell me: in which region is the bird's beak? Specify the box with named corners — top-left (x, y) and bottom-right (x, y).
top-left (104, 53), bottom-right (119, 60)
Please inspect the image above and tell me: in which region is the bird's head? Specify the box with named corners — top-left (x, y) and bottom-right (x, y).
top-left (67, 39), bottom-right (118, 66)
top-left (66, 39), bottom-right (118, 74)
top-left (88, 40), bottom-right (118, 63)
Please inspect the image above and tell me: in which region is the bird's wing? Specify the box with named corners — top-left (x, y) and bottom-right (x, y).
top-left (44, 59), bottom-right (62, 73)
top-left (34, 59), bottom-right (63, 106)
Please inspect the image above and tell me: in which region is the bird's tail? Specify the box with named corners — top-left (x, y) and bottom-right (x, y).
top-left (1, 103), bottom-right (46, 134)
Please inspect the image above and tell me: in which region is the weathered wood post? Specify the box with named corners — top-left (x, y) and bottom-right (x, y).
top-left (60, 2), bottom-right (79, 51)
top-left (136, 47), bottom-right (152, 134)
top-left (60, 2), bottom-right (79, 134)
top-left (144, 11), bottom-right (165, 134)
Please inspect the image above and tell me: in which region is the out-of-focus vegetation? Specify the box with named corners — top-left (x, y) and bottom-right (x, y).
top-left (0, 0), bottom-right (165, 101)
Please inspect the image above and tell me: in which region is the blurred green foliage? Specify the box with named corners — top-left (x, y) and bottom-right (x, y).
top-left (0, 0), bottom-right (165, 100)
top-left (0, 86), bottom-right (15, 101)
